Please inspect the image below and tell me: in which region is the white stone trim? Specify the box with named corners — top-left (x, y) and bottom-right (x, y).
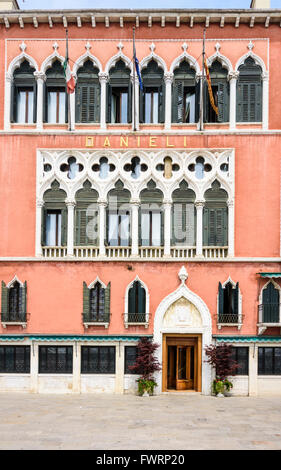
top-left (72, 51), bottom-right (102, 76)
top-left (88, 276), bottom-right (107, 290)
top-left (217, 277), bottom-right (243, 330)
top-left (6, 275), bottom-right (24, 288)
top-left (153, 270), bottom-right (212, 395)
top-left (124, 276), bottom-right (150, 315)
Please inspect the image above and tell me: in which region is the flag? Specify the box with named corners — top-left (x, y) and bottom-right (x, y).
top-left (134, 56), bottom-right (143, 91)
top-left (133, 35), bottom-right (143, 91)
top-left (204, 58), bottom-right (218, 116)
top-left (63, 31), bottom-right (76, 94)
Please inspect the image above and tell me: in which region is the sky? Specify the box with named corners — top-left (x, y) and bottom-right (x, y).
top-left (16, 0), bottom-right (281, 10)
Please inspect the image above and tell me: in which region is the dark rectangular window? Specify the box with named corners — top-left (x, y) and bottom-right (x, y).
top-left (231, 347), bottom-right (249, 375)
top-left (39, 346), bottom-right (73, 374)
top-left (0, 346), bottom-right (30, 373)
top-left (124, 346), bottom-right (138, 374)
top-left (258, 347), bottom-right (281, 375)
top-left (81, 346), bottom-right (115, 374)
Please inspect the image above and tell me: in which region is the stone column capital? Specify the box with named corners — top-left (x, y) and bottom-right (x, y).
top-left (34, 71), bottom-right (46, 82)
top-left (195, 200), bottom-right (205, 208)
top-left (98, 72), bottom-right (109, 83)
top-left (228, 71), bottom-right (239, 81)
top-left (164, 72), bottom-right (174, 84)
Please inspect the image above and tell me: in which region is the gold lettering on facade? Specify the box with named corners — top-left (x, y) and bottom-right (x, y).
top-left (184, 136), bottom-right (187, 147)
top-left (120, 136), bottom-right (129, 147)
top-left (103, 137), bottom-right (111, 147)
top-left (85, 136), bottom-right (94, 147)
top-left (166, 136), bottom-right (174, 147)
top-left (137, 136), bottom-right (141, 147)
top-left (149, 136), bottom-right (157, 147)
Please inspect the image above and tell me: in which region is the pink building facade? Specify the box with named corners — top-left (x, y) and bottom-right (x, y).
top-left (0, 3), bottom-right (281, 395)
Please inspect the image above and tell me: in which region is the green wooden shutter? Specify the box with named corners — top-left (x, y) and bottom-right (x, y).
top-left (33, 82), bottom-right (37, 124)
top-left (43, 82), bottom-right (47, 123)
top-left (218, 282), bottom-right (224, 316)
top-left (186, 204), bottom-right (195, 246)
top-left (18, 281), bottom-right (27, 321)
top-left (10, 83), bottom-right (16, 123)
top-left (104, 282), bottom-right (111, 319)
top-left (83, 281), bottom-right (90, 322)
top-left (1, 281), bottom-right (8, 322)
top-left (262, 282), bottom-right (279, 322)
top-left (41, 208), bottom-right (47, 246)
top-left (139, 87), bottom-right (144, 124)
top-left (75, 84), bottom-right (82, 122)
top-left (218, 82), bottom-right (229, 123)
top-left (127, 82), bottom-right (132, 123)
top-left (159, 82), bottom-right (165, 123)
top-left (75, 209), bottom-right (89, 245)
top-left (128, 283), bottom-right (136, 314)
top-left (237, 80), bottom-right (262, 122)
top-left (61, 208), bottom-right (67, 246)
top-left (106, 83), bottom-right (112, 123)
top-left (137, 282), bottom-right (146, 314)
top-left (160, 210), bottom-right (164, 246)
top-left (233, 282), bottom-right (239, 316)
top-left (172, 80), bottom-right (184, 123)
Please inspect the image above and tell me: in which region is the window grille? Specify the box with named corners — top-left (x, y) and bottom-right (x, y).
top-left (124, 346), bottom-right (138, 374)
top-left (39, 346), bottom-right (73, 374)
top-left (258, 347), bottom-right (281, 375)
top-left (81, 346), bottom-right (115, 374)
top-left (0, 346), bottom-right (30, 373)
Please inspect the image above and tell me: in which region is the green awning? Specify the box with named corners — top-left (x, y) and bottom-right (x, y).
top-left (0, 335), bottom-right (152, 342)
top-left (259, 273), bottom-right (281, 278)
top-left (214, 336), bottom-right (281, 343)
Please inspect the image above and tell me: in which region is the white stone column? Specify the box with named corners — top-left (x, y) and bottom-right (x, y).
top-left (164, 72), bottom-right (173, 130)
top-left (131, 74), bottom-right (140, 131)
top-left (163, 201), bottom-right (172, 257)
top-left (228, 199), bottom-right (235, 257)
top-left (66, 200), bottom-right (75, 257)
top-left (4, 73), bottom-right (12, 131)
top-left (262, 71), bottom-right (269, 130)
top-left (30, 342), bottom-right (38, 393)
top-left (36, 199), bottom-right (44, 256)
top-left (131, 200), bottom-right (139, 257)
top-left (229, 71), bottom-right (239, 131)
top-left (115, 342), bottom-right (125, 394)
top-left (34, 71), bottom-right (46, 130)
top-left (72, 341), bottom-right (81, 394)
top-left (248, 344), bottom-right (258, 397)
top-left (195, 201), bottom-right (204, 258)
top-left (98, 200), bottom-right (107, 257)
top-left (99, 72), bottom-right (108, 130)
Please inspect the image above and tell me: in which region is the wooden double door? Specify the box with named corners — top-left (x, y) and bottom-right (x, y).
top-left (163, 334), bottom-right (202, 392)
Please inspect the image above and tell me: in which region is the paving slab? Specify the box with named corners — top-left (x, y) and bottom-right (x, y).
top-left (0, 393), bottom-right (280, 450)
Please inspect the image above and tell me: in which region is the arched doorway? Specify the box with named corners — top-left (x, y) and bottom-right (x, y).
top-left (153, 268), bottom-right (212, 395)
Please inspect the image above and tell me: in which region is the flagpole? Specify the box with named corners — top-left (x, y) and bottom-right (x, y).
top-left (133, 27), bottom-right (136, 132)
top-left (66, 29), bottom-right (71, 132)
top-left (199, 28), bottom-right (206, 132)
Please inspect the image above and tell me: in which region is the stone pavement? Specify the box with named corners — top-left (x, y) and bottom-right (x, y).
top-left (0, 392), bottom-right (280, 450)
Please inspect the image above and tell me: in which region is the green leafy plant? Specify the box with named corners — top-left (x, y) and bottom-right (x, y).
top-left (205, 343), bottom-right (239, 396)
top-left (137, 378), bottom-right (158, 396)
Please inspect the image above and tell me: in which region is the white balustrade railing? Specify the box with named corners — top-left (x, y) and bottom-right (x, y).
top-left (42, 246), bottom-right (67, 258)
top-left (74, 246), bottom-right (99, 258)
top-left (42, 245), bottom-right (229, 260)
top-left (139, 246), bottom-right (164, 258)
top-left (105, 246), bottom-right (132, 258)
top-left (202, 246), bottom-right (228, 259)
top-left (170, 247), bottom-right (196, 258)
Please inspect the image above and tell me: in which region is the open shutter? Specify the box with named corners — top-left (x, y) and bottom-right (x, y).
top-left (218, 282), bottom-right (224, 316)
top-left (18, 281), bottom-right (27, 322)
top-left (43, 82), bottom-right (47, 123)
top-left (81, 85), bottom-right (89, 122)
top-left (139, 87), bottom-right (144, 124)
top-left (41, 207), bottom-right (46, 246)
top-left (33, 81), bottom-right (37, 124)
top-left (128, 283), bottom-right (136, 314)
top-left (83, 281), bottom-right (90, 322)
top-left (106, 83), bottom-right (112, 123)
top-left (61, 208), bottom-right (67, 246)
top-left (160, 210), bottom-right (164, 246)
top-left (233, 282), bottom-right (239, 317)
top-left (75, 209), bottom-right (88, 246)
top-left (127, 82), bottom-right (132, 123)
top-left (95, 84), bottom-right (101, 123)
top-left (159, 82), bottom-right (165, 123)
top-left (75, 84), bottom-right (82, 122)
top-left (203, 207), bottom-right (209, 246)
top-left (1, 281), bottom-right (8, 322)
top-left (186, 204), bottom-right (195, 246)
top-left (137, 282), bottom-right (146, 314)
top-left (195, 81), bottom-right (200, 123)
top-left (10, 84), bottom-right (17, 123)
top-left (172, 80), bottom-right (184, 123)
top-left (104, 282), bottom-right (111, 320)
top-left (217, 81), bottom-right (229, 123)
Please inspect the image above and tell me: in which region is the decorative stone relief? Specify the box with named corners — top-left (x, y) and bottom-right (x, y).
top-left (162, 297), bottom-right (203, 328)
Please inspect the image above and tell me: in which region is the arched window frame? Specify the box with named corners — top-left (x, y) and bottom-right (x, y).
top-left (44, 59), bottom-right (68, 124)
top-left (171, 60), bottom-right (198, 124)
top-left (217, 277), bottom-right (243, 330)
top-left (10, 59), bottom-right (37, 124)
top-left (124, 276), bottom-right (149, 328)
top-left (1, 276), bottom-right (27, 327)
top-left (140, 59), bottom-right (165, 124)
top-left (83, 277), bottom-right (111, 328)
top-left (236, 56), bottom-right (263, 123)
top-left (258, 280), bottom-right (281, 335)
top-left (75, 59), bottom-right (101, 124)
top-left (106, 59), bottom-right (132, 124)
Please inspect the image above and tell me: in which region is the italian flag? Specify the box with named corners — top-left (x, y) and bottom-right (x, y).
top-left (63, 31), bottom-right (76, 94)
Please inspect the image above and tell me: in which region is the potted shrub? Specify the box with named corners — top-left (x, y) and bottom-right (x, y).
top-left (129, 337), bottom-right (161, 396)
top-left (205, 343), bottom-right (239, 397)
